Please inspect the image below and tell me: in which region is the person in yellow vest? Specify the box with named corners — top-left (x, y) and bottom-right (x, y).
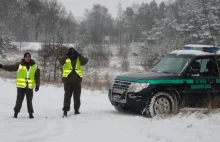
top-left (58, 47), bottom-right (88, 117)
top-left (0, 52), bottom-right (40, 119)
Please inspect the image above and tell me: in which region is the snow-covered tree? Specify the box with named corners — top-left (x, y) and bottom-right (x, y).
top-left (83, 4), bottom-right (114, 44)
top-left (75, 21), bottom-right (91, 53)
top-left (0, 24), bottom-right (14, 58)
top-left (86, 44), bottom-right (112, 68)
top-left (146, 0), bottom-right (220, 47)
top-left (139, 43), bottom-right (168, 71)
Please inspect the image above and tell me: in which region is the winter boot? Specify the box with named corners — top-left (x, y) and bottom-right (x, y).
top-left (13, 112), bottom-right (18, 118)
top-left (29, 113), bottom-right (34, 119)
top-left (74, 110), bottom-right (80, 115)
top-left (62, 111), bottom-right (67, 117)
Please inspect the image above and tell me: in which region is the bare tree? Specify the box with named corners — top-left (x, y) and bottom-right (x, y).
top-left (38, 43), bottom-right (68, 82)
top-left (75, 21), bottom-right (91, 53)
top-left (117, 2), bottom-right (124, 50)
top-left (83, 4), bottom-right (114, 45)
top-left (115, 3), bottom-right (131, 71)
top-left (86, 44), bottom-right (112, 68)
top-left (38, 43), bottom-right (52, 82)
top-left (120, 43), bottom-right (130, 71)
top-left (57, 9), bottom-right (77, 45)
top-left (139, 44), bottom-right (168, 71)
top-left (200, 0), bottom-right (220, 76)
top-left (15, 0), bottom-right (30, 50)
top-left (27, 0), bottom-right (43, 41)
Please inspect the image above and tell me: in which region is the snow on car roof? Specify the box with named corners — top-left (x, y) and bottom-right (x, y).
top-left (170, 50), bottom-right (220, 56)
top-left (184, 44), bottom-right (215, 48)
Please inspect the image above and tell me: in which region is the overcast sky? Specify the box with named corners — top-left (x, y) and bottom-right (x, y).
top-left (58, 0), bottom-right (168, 18)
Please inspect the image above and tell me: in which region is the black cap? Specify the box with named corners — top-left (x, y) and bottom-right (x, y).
top-left (67, 47), bottom-right (77, 55)
top-left (24, 52), bottom-right (31, 58)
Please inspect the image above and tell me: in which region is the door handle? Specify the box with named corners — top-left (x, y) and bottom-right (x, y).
top-left (208, 79), bottom-right (215, 84)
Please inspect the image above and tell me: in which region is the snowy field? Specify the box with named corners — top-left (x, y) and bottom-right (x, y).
top-left (1, 78), bottom-right (220, 142)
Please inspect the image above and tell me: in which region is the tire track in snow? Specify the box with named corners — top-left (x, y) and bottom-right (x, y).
top-left (0, 116), bottom-right (73, 142)
top-left (16, 118), bottom-right (73, 142)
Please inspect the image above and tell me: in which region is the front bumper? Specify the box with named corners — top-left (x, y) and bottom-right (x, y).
top-left (108, 88), bottom-right (144, 105)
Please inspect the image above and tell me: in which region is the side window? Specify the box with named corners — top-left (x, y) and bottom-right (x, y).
top-left (193, 58), bottom-right (218, 77)
top-left (196, 59), bottom-right (209, 72)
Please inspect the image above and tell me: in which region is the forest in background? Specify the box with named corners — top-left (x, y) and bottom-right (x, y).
top-left (1, 0), bottom-right (220, 86)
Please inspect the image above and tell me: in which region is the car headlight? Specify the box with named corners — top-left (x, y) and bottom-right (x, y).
top-left (130, 83), bottom-right (150, 93)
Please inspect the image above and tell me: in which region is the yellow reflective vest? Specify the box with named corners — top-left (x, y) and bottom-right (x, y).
top-left (16, 64), bottom-right (37, 89)
top-left (62, 58), bottom-right (83, 78)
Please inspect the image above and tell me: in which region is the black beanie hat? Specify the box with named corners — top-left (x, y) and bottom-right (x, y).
top-left (67, 47), bottom-right (76, 55)
top-left (24, 52), bottom-right (31, 58)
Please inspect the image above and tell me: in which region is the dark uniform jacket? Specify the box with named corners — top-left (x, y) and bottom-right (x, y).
top-left (58, 55), bottom-right (88, 83)
top-left (2, 59), bottom-right (40, 87)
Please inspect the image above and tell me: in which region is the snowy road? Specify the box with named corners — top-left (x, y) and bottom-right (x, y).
top-left (0, 78), bottom-right (220, 142)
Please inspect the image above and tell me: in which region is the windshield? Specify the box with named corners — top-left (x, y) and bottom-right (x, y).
top-left (151, 54), bottom-right (192, 74)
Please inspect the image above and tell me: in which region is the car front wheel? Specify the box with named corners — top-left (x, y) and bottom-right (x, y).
top-left (145, 92), bottom-right (179, 117)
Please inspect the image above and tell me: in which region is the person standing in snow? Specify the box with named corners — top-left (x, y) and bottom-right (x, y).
top-left (58, 47), bottom-right (88, 117)
top-left (0, 52), bottom-right (40, 119)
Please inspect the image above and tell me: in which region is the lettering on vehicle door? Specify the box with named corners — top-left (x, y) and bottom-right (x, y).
top-left (191, 79), bottom-right (211, 89)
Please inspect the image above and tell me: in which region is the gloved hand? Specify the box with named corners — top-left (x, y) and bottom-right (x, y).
top-left (0, 64), bottom-right (3, 68)
top-left (35, 86), bottom-right (39, 92)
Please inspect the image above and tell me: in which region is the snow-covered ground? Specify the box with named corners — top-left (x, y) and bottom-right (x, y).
top-left (1, 78), bottom-right (220, 142)
top-left (1, 42), bottom-right (220, 142)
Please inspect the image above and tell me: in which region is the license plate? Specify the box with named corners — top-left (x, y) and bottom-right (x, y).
top-left (112, 95), bottom-right (121, 101)
top-left (112, 88), bottom-right (125, 94)
top-left (112, 95), bottom-right (126, 103)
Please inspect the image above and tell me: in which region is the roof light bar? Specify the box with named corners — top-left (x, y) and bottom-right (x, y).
top-left (184, 44), bottom-right (219, 53)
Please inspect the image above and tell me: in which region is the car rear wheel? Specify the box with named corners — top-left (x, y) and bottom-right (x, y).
top-left (145, 92), bottom-right (179, 117)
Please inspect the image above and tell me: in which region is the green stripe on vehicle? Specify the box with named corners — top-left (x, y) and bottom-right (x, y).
top-left (216, 79), bottom-right (220, 83)
top-left (146, 79), bottom-right (194, 84)
top-left (116, 77), bottom-right (194, 84)
top-left (116, 77), bottom-right (220, 85)
top-left (115, 77), bottom-right (147, 82)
